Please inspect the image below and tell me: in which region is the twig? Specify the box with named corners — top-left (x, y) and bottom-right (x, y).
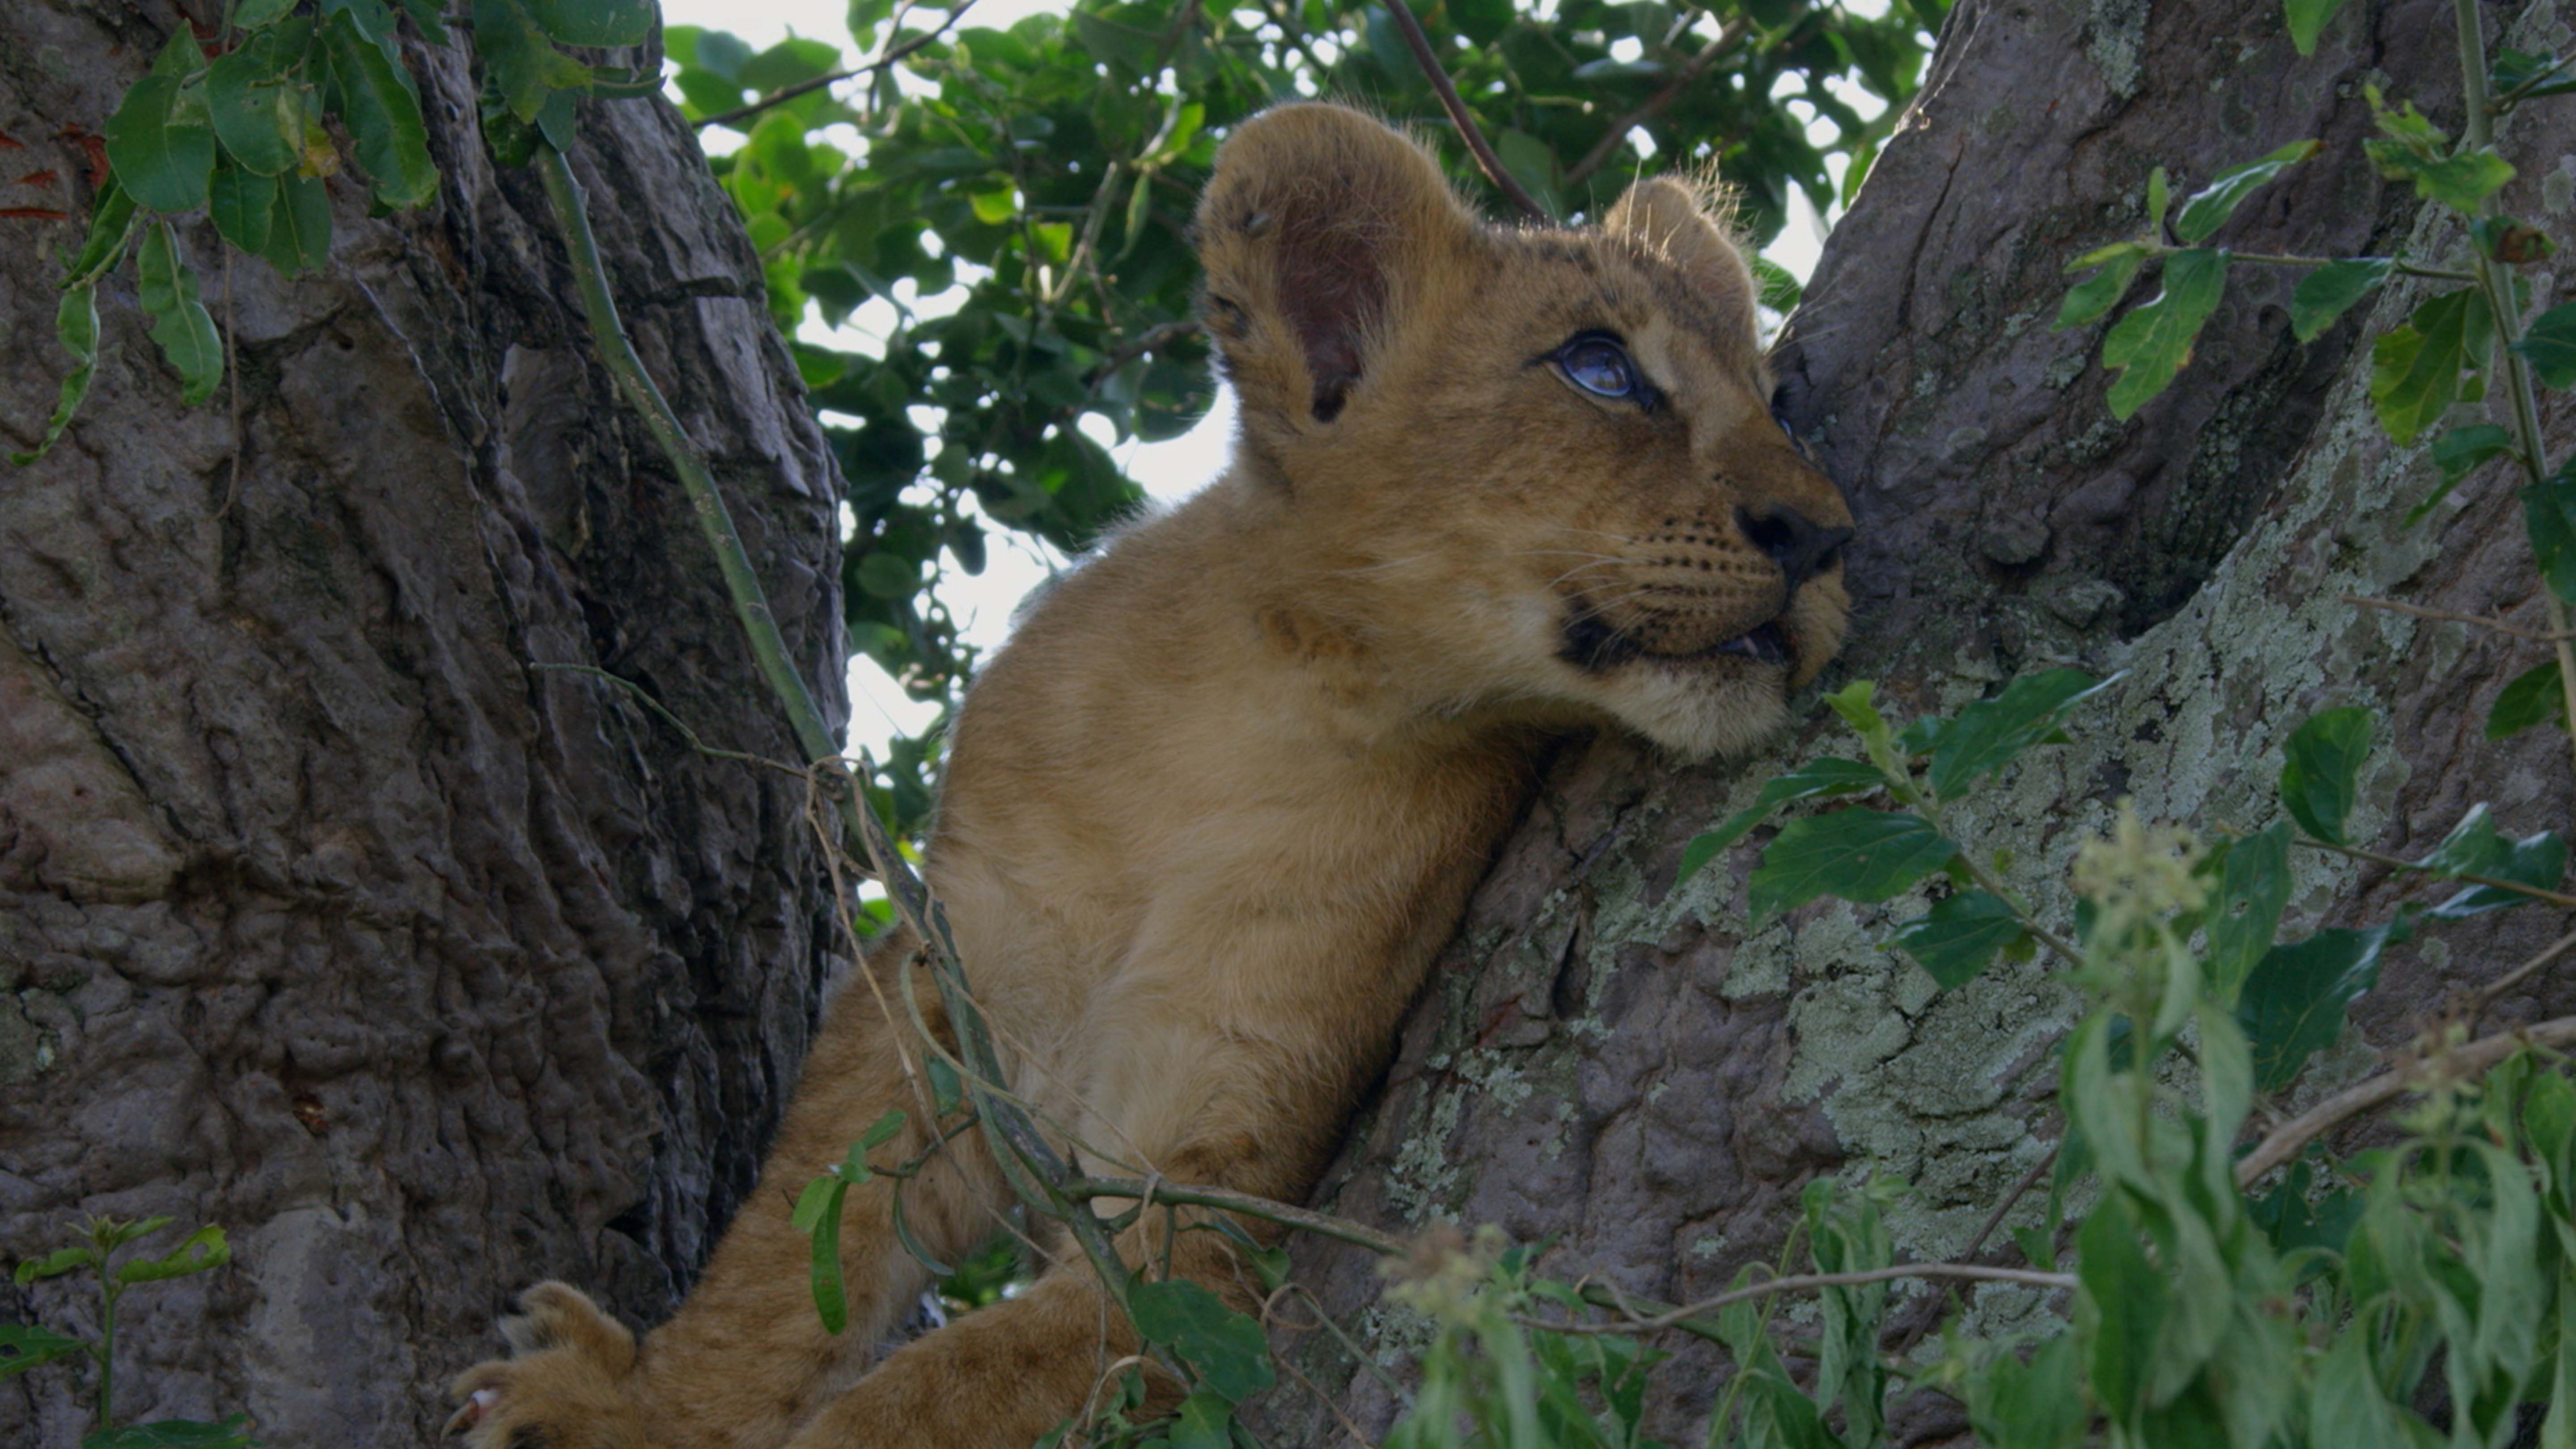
top-left (693, 0), bottom-right (979, 131)
top-left (2298, 837), bottom-right (2576, 909)
top-left (1560, 16), bottom-right (1750, 190)
top-left (532, 146), bottom-right (848, 788)
top-left (2216, 249), bottom-right (2476, 284)
top-left (532, 662), bottom-right (814, 776)
top-left (2469, 926), bottom-right (2576, 1021)
top-left (1527, 1264), bottom-right (2076, 1339)
top-left (1378, 0), bottom-right (1550, 221)
top-left (2234, 1014), bottom-right (2576, 1186)
top-left (221, 248), bottom-right (242, 516)
top-left (2343, 594), bottom-right (2576, 642)
top-left (1883, 1145), bottom-right (2059, 1359)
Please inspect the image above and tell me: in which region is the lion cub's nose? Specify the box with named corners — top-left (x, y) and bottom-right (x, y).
top-left (1737, 506), bottom-right (1852, 593)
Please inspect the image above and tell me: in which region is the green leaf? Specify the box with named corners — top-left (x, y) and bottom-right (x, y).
top-left (2057, 242), bottom-right (2147, 329)
top-left (13, 1244), bottom-right (93, 1286)
top-left (2100, 248), bottom-right (2228, 419)
top-left (205, 35), bottom-right (306, 177)
top-left (2284, 0), bottom-right (2354, 54)
top-left (2408, 423), bottom-right (2514, 524)
top-left (1747, 809), bottom-right (1960, 924)
top-left (858, 1107), bottom-right (905, 1152)
top-left (2077, 1192), bottom-right (2164, 1417)
top-left (1126, 1280), bottom-right (1273, 1402)
top-left (2519, 303), bottom-right (2576, 388)
top-left (81, 1417), bottom-right (255, 1449)
top-left (2145, 166), bottom-right (2169, 235)
top-left (233, 0), bottom-right (301, 24)
top-left (792, 1174), bottom-right (852, 1334)
top-left (1752, 255), bottom-right (1803, 314)
top-left (117, 1224), bottom-right (230, 1285)
top-left (2364, 136), bottom-right (2515, 214)
top-left (1166, 1390), bottom-right (1233, 1449)
top-left (138, 222), bottom-right (225, 407)
top-left (1928, 669), bottom-right (2116, 797)
top-left (2288, 257), bottom-right (2392, 342)
top-left (2487, 660), bottom-right (2568, 740)
top-left (2278, 706), bottom-right (2373, 845)
top-left (1890, 890), bottom-right (2023, 989)
top-left (1676, 758), bottom-right (1885, 884)
top-left (2370, 288), bottom-right (2493, 447)
top-left (2207, 822), bottom-right (2291, 1006)
top-left (2174, 140), bottom-right (2320, 243)
top-left (0, 1322), bottom-right (89, 1379)
top-left (105, 74), bottom-right (218, 214)
top-left (1967, 1333), bottom-right (2084, 1449)
top-left (2492, 47), bottom-right (2576, 103)
top-left (2237, 920), bottom-right (2401, 1091)
top-left (9, 285), bottom-right (104, 466)
top-left (323, 11), bottom-right (440, 206)
top-left (258, 172), bottom-right (331, 276)
top-left (2527, 455), bottom-right (2576, 603)
top-left (856, 551), bottom-right (920, 598)
top-left (927, 1056), bottom-right (963, 1116)
top-left (66, 180), bottom-right (140, 284)
top-left (476, 0), bottom-right (596, 123)
top-left (2428, 830), bottom-right (2566, 918)
top-left (527, 0), bottom-right (656, 46)
top-left (209, 163), bottom-right (277, 254)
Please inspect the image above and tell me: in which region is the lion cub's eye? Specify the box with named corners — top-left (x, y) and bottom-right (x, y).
top-left (1551, 334), bottom-right (1658, 410)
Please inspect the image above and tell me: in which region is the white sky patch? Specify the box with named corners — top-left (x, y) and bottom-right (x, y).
top-left (652, 0), bottom-right (1889, 757)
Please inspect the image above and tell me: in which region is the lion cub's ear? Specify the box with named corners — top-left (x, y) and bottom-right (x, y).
top-left (1604, 177), bottom-right (1762, 365)
top-left (1194, 104), bottom-right (1479, 428)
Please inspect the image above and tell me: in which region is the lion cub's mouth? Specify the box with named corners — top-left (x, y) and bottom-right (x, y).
top-left (1686, 622), bottom-right (1792, 668)
top-left (1561, 612), bottom-right (1795, 674)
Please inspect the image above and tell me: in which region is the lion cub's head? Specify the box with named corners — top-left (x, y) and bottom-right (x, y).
top-left (1193, 104), bottom-right (1852, 758)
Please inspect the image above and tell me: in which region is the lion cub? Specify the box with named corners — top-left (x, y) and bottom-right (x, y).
top-left (451, 102), bottom-right (1852, 1449)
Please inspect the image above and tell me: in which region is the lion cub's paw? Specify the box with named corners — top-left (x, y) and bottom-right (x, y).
top-left (447, 1282), bottom-right (655, 1449)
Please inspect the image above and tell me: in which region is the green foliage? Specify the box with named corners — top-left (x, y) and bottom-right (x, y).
top-left (2283, 0), bottom-right (2355, 55)
top-left (2277, 705), bottom-right (2372, 845)
top-left (791, 1107), bottom-right (908, 1334)
top-left (1126, 1278), bottom-right (1273, 1401)
top-left (2173, 138), bottom-right (2319, 243)
top-left (1746, 808), bottom-right (1957, 924)
top-left (2286, 255), bottom-right (2390, 341)
top-left (5, 1217), bottom-right (247, 1447)
top-left (2363, 89), bottom-right (2515, 212)
top-left (1886, 887), bottom-right (2021, 987)
top-left (2371, 287), bottom-right (2494, 447)
top-left (2100, 247), bottom-right (2228, 419)
top-left (2490, 660), bottom-right (2569, 739)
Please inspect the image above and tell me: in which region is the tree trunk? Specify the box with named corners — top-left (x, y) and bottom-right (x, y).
top-left (0, 5), bottom-right (845, 1445)
top-left (1253, 0), bottom-right (2576, 1442)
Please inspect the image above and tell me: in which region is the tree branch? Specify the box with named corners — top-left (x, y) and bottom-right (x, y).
top-left (1560, 16), bottom-right (1750, 190)
top-left (693, 0), bottom-right (979, 131)
top-left (2233, 1013), bottom-right (2576, 1186)
top-left (2343, 594), bottom-right (2576, 642)
top-left (1379, 0), bottom-right (1550, 221)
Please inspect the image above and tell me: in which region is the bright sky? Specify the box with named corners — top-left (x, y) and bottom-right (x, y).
top-left (655, 0), bottom-right (1878, 757)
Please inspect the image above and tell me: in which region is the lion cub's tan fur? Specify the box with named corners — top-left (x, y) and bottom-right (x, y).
top-left (452, 103), bottom-right (1852, 1449)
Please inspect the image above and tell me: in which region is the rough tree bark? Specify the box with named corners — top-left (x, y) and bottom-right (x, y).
top-left (0, 4), bottom-right (846, 1445)
top-left (1255, 0), bottom-right (2576, 1443)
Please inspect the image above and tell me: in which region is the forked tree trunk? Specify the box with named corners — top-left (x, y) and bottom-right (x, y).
top-left (0, 4), bottom-right (845, 1444)
top-left (1253, 0), bottom-right (2576, 1442)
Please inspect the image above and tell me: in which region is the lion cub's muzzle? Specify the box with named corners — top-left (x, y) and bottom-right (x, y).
top-left (1555, 503), bottom-right (1852, 676)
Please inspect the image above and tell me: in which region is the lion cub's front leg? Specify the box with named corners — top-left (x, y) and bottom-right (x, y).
top-left (452, 949), bottom-right (1006, 1449)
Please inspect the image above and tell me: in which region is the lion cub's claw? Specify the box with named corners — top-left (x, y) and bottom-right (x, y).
top-left (448, 1282), bottom-right (653, 1449)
